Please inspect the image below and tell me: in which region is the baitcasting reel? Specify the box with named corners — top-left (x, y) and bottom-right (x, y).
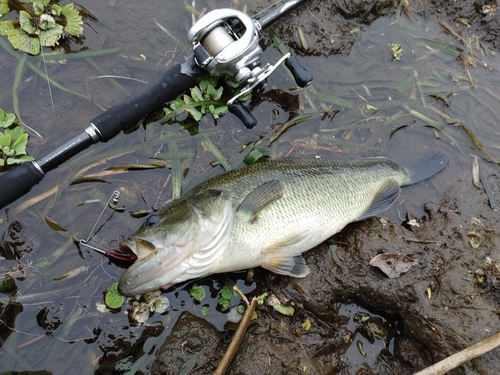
top-left (188, 9), bottom-right (312, 128)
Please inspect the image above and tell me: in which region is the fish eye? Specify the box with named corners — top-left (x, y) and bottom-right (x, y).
top-left (145, 214), bottom-right (159, 227)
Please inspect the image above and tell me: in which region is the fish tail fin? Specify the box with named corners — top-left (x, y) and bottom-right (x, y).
top-left (399, 151), bottom-right (448, 186)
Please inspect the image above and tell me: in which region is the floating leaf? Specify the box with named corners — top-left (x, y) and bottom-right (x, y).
top-left (1, 112), bottom-right (16, 128)
top-left (51, 4), bottom-right (61, 16)
top-left (19, 11), bottom-right (37, 34)
top-left (0, 20), bottom-right (15, 36)
top-left (220, 286), bottom-right (234, 300)
top-left (8, 28), bottom-right (40, 55)
top-left (105, 282), bottom-right (125, 309)
top-left (7, 154), bottom-right (35, 165)
top-left (32, 0), bottom-right (51, 15)
top-left (189, 284), bottom-right (205, 302)
top-left (61, 3), bottom-right (83, 36)
top-left (0, 133), bottom-right (11, 147)
top-left (39, 23), bottom-right (63, 47)
top-left (369, 253), bottom-right (418, 278)
top-left (0, 0), bottom-right (10, 16)
top-left (201, 305), bottom-right (210, 316)
top-left (39, 13), bottom-right (56, 31)
top-left (218, 296), bottom-right (231, 311)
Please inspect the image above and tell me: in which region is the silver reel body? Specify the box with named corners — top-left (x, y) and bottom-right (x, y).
top-left (188, 9), bottom-right (263, 86)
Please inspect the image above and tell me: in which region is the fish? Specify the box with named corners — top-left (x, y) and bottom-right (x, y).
top-left (118, 152), bottom-right (448, 296)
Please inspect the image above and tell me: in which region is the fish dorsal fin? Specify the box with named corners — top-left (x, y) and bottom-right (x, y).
top-left (261, 232), bottom-right (311, 277)
top-left (237, 180), bottom-right (283, 223)
top-left (358, 179), bottom-right (401, 221)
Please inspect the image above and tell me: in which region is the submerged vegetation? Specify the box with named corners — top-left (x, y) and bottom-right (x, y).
top-left (0, 0), bottom-right (83, 55)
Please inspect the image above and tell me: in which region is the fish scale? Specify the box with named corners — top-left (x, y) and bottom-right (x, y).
top-left (118, 152), bottom-right (448, 296)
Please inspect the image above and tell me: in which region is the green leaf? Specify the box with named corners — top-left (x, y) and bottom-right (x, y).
top-left (39, 23), bottom-right (63, 47)
top-left (190, 86), bottom-right (204, 102)
top-left (273, 304), bottom-right (295, 316)
top-left (201, 305), bottom-right (210, 316)
top-left (189, 284), bottom-right (205, 302)
top-left (256, 292), bottom-right (268, 304)
top-left (38, 14), bottom-right (56, 31)
top-left (5, 126), bottom-right (24, 140)
top-left (170, 97), bottom-right (184, 110)
top-left (20, 11), bottom-right (36, 34)
top-left (0, 133), bottom-right (11, 147)
top-left (8, 28), bottom-right (41, 55)
top-left (0, 0), bottom-right (10, 16)
top-left (105, 282), bottom-right (125, 309)
top-left (3, 113), bottom-right (16, 128)
top-left (51, 4), bottom-right (61, 16)
top-left (218, 296), bottom-right (230, 311)
top-left (9, 154), bottom-right (35, 164)
top-left (220, 286), bottom-right (233, 300)
top-left (0, 20), bottom-right (15, 36)
top-left (31, 0), bottom-right (46, 15)
top-left (207, 84), bottom-right (223, 101)
top-left (61, 3), bottom-right (83, 36)
top-left (185, 106), bottom-right (203, 122)
top-left (3, 146), bottom-right (14, 156)
top-left (209, 104), bottom-right (227, 119)
top-left (244, 148), bottom-right (269, 165)
top-left (11, 133), bottom-right (29, 155)
top-left (237, 304), bottom-right (245, 314)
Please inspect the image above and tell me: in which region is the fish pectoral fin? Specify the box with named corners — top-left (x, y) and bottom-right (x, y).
top-left (237, 180), bottom-right (283, 223)
top-left (357, 179), bottom-right (401, 221)
top-left (262, 255), bottom-right (309, 277)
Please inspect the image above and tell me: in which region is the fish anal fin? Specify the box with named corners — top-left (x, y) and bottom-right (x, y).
top-left (358, 179), bottom-right (401, 221)
top-left (237, 180), bottom-right (283, 223)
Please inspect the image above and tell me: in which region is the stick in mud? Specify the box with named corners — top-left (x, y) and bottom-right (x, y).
top-left (413, 331), bottom-right (500, 375)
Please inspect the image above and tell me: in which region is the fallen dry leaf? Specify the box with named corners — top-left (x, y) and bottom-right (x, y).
top-left (369, 253), bottom-right (418, 278)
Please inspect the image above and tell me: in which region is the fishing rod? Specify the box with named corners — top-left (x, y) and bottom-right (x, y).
top-left (0, 0), bottom-right (312, 210)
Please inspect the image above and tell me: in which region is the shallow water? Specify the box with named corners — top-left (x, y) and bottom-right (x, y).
top-left (1, 0), bottom-right (499, 373)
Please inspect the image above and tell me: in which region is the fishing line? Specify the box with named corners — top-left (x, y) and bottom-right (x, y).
top-left (80, 190), bottom-right (121, 246)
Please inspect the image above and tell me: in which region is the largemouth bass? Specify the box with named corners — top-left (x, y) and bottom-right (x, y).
top-left (118, 152), bottom-right (447, 296)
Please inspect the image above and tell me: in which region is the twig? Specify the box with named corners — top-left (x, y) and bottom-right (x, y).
top-left (413, 331), bottom-right (500, 375)
top-left (213, 297), bottom-right (257, 375)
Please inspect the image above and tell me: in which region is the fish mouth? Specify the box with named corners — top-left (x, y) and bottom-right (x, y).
top-left (117, 239), bottom-right (181, 296)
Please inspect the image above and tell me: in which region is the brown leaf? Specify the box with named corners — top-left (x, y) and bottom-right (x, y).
top-left (369, 253), bottom-right (418, 278)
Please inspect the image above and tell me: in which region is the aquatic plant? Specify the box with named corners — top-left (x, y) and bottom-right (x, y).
top-left (163, 76), bottom-right (228, 123)
top-left (0, 108), bottom-right (35, 168)
top-left (0, 0), bottom-right (83, 55)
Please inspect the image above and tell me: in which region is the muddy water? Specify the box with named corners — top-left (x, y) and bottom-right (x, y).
top-left (1, 0), bottom-right (499, 374)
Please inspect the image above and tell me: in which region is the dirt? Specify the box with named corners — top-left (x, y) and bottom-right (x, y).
top-left (149, 1), bottom-right (500, 375)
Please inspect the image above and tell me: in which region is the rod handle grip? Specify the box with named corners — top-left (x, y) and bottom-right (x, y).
top-left (91, 63), bottom-right (200, 141)
top-left (0, 163), bottom-right (44, 209)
